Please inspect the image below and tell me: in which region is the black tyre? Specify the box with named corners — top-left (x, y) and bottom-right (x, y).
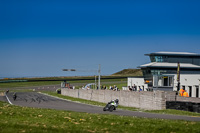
top-left (109, 105), bottom-right (114, 112)
top-left (103, 107), bottom-right (106, 111)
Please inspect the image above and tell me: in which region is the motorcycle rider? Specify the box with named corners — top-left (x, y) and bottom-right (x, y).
top-left (109, 99), bottom-right (119, 104)
top-left (13, 92), bottom-right (17, 101)
top-left (103, 99), bottom-right (119, 111)
top-left (115, 99), bottom-right (119, 104)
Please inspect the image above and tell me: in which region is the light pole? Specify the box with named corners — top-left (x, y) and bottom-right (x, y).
top-left (95, 75), bottom-right (96, 89)
top-left (98, 64), bottom-right (101, 90)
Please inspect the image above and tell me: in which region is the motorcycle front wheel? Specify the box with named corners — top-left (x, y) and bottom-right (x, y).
top-left (109, 105), bottom-right (115, 112)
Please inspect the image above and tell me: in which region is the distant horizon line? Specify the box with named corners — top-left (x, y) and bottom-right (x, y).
top-left (0, 74), bottom-right (113, 79)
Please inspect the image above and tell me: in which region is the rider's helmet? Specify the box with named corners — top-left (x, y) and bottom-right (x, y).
top-left (115, 99), bottom-right (119, 104)
top-left (110, 100), bottom-right (114, 103)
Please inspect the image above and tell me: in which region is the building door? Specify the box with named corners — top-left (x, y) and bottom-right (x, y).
top-left (163, 77), bottom-right (168, 86)
top-left (182, 86), bottom-right (185, 90)
top-left (189, 86), bottom-right (192, 97)
top-left (196, 86), bottom-right (199, 98)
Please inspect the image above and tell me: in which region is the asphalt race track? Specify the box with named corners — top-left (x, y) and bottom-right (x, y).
top-left (3, 92), bottom-right (200, 122)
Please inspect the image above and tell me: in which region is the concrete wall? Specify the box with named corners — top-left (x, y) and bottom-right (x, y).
top-left (61, 88), bottom-right (167, 110)
top-left (164, 91), bottom-right (200, 103)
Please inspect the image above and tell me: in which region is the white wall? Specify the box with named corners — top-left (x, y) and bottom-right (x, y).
top-left (173, 74), bottom-right (200, 98)
top-left (173, 74), bottom-right (200, 88)
top-left (176, 74), bottom-right (200, 86)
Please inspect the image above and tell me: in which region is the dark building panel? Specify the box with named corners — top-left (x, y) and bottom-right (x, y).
top-left (147, 52), bottom-right (200, 65)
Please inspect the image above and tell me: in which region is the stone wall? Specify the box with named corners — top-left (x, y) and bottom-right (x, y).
top-left (61, 88), bottom-right (200, 111)
top-left (164, 91), bottom-right (200, 103)
top-left (61, 88), bottom-right (167, 110)
top-left (164, 91), bottom-right (200, 113)
top-left (176, 96), bottom-right (200, 103)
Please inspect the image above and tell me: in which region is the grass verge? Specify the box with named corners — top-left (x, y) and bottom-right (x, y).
top-left (0, 101), bottom-right (200, 133)
top-left (0, 81), bottom-right (61, 88)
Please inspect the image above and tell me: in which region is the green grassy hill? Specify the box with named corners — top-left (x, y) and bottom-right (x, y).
top-left (112, 69), bottom-right (143, 76)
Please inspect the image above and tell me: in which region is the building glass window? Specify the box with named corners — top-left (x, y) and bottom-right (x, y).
top-left (150, 56), bottom-right (163, 62)
top-left (155, 56), bottom-right (163, 62)
top-left (150, 56), bottom-right (155, 62)
top-left (169, 77), bottom-right (173, 86)
top-left (153, 75), bottom-right (174, 87)
top-left (151, 70), bottom-right (167, 75)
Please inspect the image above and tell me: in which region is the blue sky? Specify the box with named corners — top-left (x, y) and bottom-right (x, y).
top-left (0, 0), bottom-right (200, 77)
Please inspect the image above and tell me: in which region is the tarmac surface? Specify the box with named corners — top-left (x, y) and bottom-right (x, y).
top-left (2, 92), bottom-right (200, 122)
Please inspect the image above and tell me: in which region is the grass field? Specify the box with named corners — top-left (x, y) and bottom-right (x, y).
top-left (0, 101), bottom-right (200, 133)
top-left (0, 81), bottom-right (61, 88)
top-left (0, 77), bottom-right (126, 89)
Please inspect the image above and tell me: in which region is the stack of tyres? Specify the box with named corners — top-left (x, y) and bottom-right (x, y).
top-left (166, 101), bottom-right (200, 113)
top-left (175, 101), bottom-right (182, 110)
top-left (195, 103), bottom-right (200, 113)
top-left (192, 103), bottom-right (199, 113)
top-left (187, 102), bottom-right (193, 112)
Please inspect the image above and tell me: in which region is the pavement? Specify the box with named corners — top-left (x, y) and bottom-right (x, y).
top-left (1, 92), bottom-right (200, 122)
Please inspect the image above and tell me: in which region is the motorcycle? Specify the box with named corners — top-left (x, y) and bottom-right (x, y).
top-left (103, 99), bottom-right (119, 112)
top-left (13, 92), bottom-right (17, 101)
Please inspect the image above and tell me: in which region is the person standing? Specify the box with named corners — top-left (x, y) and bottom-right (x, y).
top-left (183, 90), bottom-right (189, 97)
top-left (179, 87), bottom-right (184, 96)
top-left (139, 86), bottom-right (142, 92)
top-left (133, 84), bottom-right (136, 91)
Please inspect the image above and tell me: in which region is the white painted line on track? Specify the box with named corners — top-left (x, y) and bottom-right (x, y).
top-left (5, 93), bottom-right (13, 105)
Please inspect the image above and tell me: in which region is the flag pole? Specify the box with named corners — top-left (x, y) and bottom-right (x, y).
top-left (177, 62), bottom-right (180, 94)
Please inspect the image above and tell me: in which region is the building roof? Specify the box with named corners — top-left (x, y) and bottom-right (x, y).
top-left (139, 62), bottom-right (200, 69)
top-left (145, 51), bottom-right (200, 57)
